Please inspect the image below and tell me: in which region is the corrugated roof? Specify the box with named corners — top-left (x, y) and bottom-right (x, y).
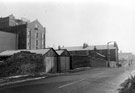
top-left (0, 49), bottom-right (50, 56)
top-left (62, 45), bottom-right (116, 51)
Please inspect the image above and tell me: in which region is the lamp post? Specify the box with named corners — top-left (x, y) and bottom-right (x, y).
top-left (107, 41), bottom-right (116, 67)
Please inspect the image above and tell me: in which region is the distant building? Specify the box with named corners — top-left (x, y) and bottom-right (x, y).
top-left (0, 15), bottom-right (46, 52)
top-left (61, 43), bottom-right (119, 68)
top-left (62, 43), bottom-right (119, 62)
top-left (0, 14), bottom-right (27, 29)
top-left (119, 52), bottom-right (134, 62)
top-left (0, 31), bottom-right (17, 52)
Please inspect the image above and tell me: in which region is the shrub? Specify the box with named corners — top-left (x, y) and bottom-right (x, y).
top-left (0, 51), bottom-right (45, 77)
top-left (119, 75), bottom-right (135, 93)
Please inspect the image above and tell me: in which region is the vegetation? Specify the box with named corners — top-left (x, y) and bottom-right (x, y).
top-left (0, 51), bottom-right (45, 78)
top-left (119, 75), bottom-right (135, 93)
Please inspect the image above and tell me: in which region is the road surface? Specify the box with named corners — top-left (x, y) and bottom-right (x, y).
top-left (0, 65), bottom-right (135, 93)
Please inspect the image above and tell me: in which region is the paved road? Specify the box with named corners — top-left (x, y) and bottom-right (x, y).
top-left (0, 65), bottom-right (135, 93)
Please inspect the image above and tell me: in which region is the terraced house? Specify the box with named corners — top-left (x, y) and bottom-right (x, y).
top-left (0, 15), bottom-right (46, 52)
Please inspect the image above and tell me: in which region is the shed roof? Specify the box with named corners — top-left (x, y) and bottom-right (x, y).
top-left (62, 44), bottom-right (117, 51)
top-left (56, 50), bottom-right (64, 55)
top-left (0, 49), bottom-right (51, 56)
top-left (56, 49), bottom-right (70, 56)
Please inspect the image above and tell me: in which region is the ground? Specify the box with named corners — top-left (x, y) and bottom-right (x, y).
top-left (0, 63), bottom-right (134, 93)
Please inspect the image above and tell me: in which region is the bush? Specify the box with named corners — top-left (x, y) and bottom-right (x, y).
top-left (119, 75), bottom-right (135, 93)
top-left (0, 51), bottom-right (45, 77)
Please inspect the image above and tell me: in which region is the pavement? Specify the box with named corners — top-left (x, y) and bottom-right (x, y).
top-left (0, 67), bottom-right (91, 87)
top-left (0, 65), bottom-right (135, 93)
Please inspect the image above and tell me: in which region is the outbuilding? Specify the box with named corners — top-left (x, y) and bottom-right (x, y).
top-left (56, 49), bottom-right (70, 72)
top-left (0, 48), bottom-right (58, 73)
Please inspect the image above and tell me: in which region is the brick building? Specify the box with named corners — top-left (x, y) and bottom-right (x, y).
top-left (62, 43), bottom-right (119, 62)
top-left (119, 52), bottom-right (135, 66)
top-left (0, 15), bottom-right (46, 52)
top-left (0, 31), bottom-right (17, 52)
top-left (62, 43), bottom-right (119, 67)
top-left (0, 14), bottom-right (27, 28)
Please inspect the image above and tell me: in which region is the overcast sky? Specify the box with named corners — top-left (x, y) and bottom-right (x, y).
top-left (0, 0), bottom-right (135, 53)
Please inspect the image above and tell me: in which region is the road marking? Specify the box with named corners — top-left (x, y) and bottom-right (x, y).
top-left (0, 76), bottom-right (46, 87)
top-left (58, 79), bottom-right (85, 88)
top-left (58, 71), bottom-right (106, 88)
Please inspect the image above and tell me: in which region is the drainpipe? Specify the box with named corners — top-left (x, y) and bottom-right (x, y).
top-left (44, 27), bottom-right (46, 49)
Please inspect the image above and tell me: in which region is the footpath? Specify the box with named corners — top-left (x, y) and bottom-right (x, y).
top-left (0, 67), bottom-right (91, 87)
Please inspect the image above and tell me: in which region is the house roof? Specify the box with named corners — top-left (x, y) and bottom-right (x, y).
top-left (0, 49), bottom-right (51, 56)
top-left (62, 44), bottom-right (117, 51)
top-left (27, 20), bottom-right (44, 30)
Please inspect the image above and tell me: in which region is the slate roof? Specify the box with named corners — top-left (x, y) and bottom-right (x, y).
top-left (0, 49), bottom-right (51, 56)
top-left (62, 44), bottom-right (117, 51)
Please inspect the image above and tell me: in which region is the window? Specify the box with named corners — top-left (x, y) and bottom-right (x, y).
top-left (27, 30), bottom-right (31, 49)
top-left (27, 31), bottom-right (30, 38)
top-left (36, 32), bottom-right (38, 39)
top-left (35, 24), bottom-right (38, 28)
top-left (35, 24), bottom-right (38, 30)
top-left (42, 32), bottom-right (44, 48)
top-left (27, 42), bottom-right (30, 49)
top-left (36, 40), bottom-right (38, 49)
top-left (35, 32), bottom-right (38, 49)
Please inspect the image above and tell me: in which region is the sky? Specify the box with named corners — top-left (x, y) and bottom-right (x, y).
top-left (0, 0), bottom-right (135, 53)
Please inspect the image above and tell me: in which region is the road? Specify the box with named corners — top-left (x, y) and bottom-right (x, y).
top-left (0, 64), bottom-right (135, 93)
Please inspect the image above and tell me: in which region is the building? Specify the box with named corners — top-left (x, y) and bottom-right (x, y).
top-left (119, 52), bottom-right (133, 61)
top-left (119, 52), bottom-right (135, 66)
top-left (0, 31), bottom-right (17, 52)
top-left (0, 14), bottom-right (27, 29)
top-left (0, 15), bottom-right (46, 52)
top-left (62, 44), bottom-right (119, 62)
top-left (62, 43), bottom-right (119, 67)
top-left (56, 49), bottom-right (71, 72)
top-left (0, 48), bottom-right (58, 73)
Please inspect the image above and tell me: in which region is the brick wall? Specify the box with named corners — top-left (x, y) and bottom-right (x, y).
top-left (0, 17), bottom-right (9, 29)
top-left (70, 55), bottom-right (91, 69)
top-left (90, 57), bottom-right (107, 67)
top-left (0, 31), bottom-right (17, 52)
top-left (27, 20), bottom-right (45, 49)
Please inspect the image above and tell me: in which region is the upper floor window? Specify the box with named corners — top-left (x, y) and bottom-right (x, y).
top-left (35, 24), bottom-right (38, 30)
top-left (36, 32), bottom-right (38, 39)
top-left (36, 40), bottom-right (38, 49)
top-left (27, 31), bottom-right (30, 38)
